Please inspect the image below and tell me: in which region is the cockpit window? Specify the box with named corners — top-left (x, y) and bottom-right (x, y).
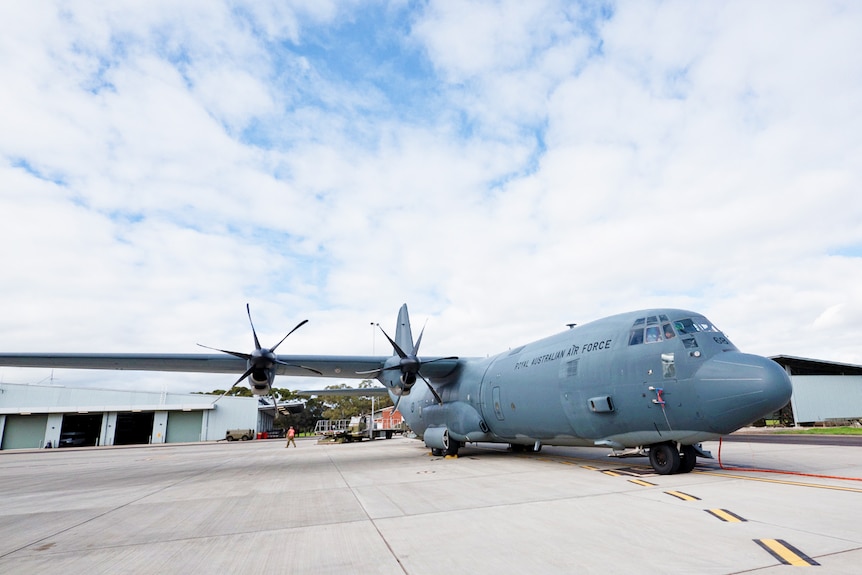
top-left (662, 323), bottom-right (675, 339)
top-left (673, 316), bottom-right (719, 334)
top-left (628, 315), bottom-right (676, 345)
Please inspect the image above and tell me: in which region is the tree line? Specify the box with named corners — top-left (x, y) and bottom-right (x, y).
top-left (194, 381), bottom-right (393, 434)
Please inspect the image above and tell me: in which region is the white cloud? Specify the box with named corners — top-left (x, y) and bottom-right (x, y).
top-left (1, 1), bottom-right (861, 393)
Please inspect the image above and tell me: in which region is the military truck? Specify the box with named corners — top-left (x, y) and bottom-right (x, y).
top-left (225, 429), bottom-right (254, 441)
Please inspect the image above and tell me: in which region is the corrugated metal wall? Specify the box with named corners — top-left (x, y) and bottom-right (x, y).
top-left (790, 375), bottom-right (862, 423)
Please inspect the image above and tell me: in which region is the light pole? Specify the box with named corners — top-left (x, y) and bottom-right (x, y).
top-left (369, 322), bottom-right (379, 440)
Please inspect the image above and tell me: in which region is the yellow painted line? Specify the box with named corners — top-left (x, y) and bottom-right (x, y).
top-left (581, 465), bottom-right (599, 470)
top-left (602, 470), bottom-right (622, 477)
top-left (705, 508), bottom-right (746, 522)
top-left (628, 479), bottom-right (656, 487)
top-left (665, 490), bottom-right (700, 501)
top-left (754, 539), bottom-right (819, 566)
top-left (696, 470), bottom-right (862, 494)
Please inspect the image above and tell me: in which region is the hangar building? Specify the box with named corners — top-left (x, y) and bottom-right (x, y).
top-left (0, 382), bottom-right (261, 450)
top-left (771, 356), bottom-right (862, 426)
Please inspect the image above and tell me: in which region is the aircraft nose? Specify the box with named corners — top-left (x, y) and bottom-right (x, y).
top-left (693, 352), bottom-right (792, 434)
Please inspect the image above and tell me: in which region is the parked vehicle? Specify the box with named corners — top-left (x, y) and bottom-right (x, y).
top-left (225, 429), bottom-right (254, 441)
top-left (58, 431), bottom-right (88, 447)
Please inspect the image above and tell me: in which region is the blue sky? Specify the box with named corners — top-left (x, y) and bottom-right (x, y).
top-left (1, 0), bottom-right (861, 393)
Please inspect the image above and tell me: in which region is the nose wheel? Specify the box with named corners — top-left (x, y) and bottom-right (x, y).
top-left (648, 442), bottom-right (697, 475)
top-left (648, 442), bottom-right (680, 474)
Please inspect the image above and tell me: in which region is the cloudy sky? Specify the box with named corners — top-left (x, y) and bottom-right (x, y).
top-left (1, 1), bottom-right (860, 394)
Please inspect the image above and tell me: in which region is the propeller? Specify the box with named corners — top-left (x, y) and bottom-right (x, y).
top-left (199, 304), bottom-right (322, 402)
top-left (359, 321), bottom-right (457, 406)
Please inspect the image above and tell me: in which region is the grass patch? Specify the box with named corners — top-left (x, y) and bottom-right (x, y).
top-left (775, 426), bottom-right (862, 435)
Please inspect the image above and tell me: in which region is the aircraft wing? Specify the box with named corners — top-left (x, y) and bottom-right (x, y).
top-left (295, 387), bottom-right (390, 396)
top-left (0, 353), bottom-right (461, 380)
top-left (0, 353), bottom-right (245, 373)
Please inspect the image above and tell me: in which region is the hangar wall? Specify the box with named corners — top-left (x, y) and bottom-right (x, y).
top-left (0, 382), bottom-right (258, 450)
top-left (790, 375), bottom-right (862, 424)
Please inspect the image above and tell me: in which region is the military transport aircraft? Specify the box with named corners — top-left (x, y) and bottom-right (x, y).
top-left (0, 304), bottom-right (792, 475)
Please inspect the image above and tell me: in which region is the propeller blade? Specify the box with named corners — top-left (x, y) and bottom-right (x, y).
top-left (356, 368), bottom-right (382, 376)
top-left (211, 369), bottom-right (253, 404)
top-left (420, 355), bottom-right (459, 365)
top-left (196, 343), bottom-right (252, 361)
top-left (418, 373), bottom-right (443, 405)
top-left (211, 386), bottom-right (235, 405)
top-left (378, 326), bottom-right (408, 359)
top-left (356, 363), bottom-right (411, 376)
top-left (233, 365), bottom-right (257, 387)
top-left (274, 359), bottom-right (323, 376)
top-left (412, 321), bottom-right (428, 355)
top-left (270, 319), bottom-right (310, 353)
top-left (246, 303), bottom-right (262, 350)
top-left (270, 393), bottom-right (286, 425)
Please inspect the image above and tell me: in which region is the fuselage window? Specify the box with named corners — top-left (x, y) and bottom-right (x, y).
top-left (645, 326), bottom-right (661, 343)
top-left (629, 328), bottom-right (644, 345)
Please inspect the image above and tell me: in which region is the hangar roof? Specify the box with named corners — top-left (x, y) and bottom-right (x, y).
top-left (771, 355), bottom-right (862, 376)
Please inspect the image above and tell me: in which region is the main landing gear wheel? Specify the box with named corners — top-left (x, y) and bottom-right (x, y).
top-left (678, 444), bottom-right (697, 473)
top-left (648, 442), bottom-right (680, 475)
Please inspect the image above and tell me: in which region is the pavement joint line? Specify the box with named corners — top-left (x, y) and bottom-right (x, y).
top-left (0, 450), bottom-right (248, 560)
top-left (326, 448), bottom-right (409, 575)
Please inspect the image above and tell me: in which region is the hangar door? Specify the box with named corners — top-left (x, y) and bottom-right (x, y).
top-left (166, 411), bottom-right (202, 443)
top-left (114, 412), bottom-right (155, 445)
top-left (2, 414), bottom-right (49, 450)
top-left (59, 413), bottom-right (103, 447)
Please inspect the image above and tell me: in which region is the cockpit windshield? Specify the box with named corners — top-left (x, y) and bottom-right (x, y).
top-left (628, 314), bottom-right (724, 347)
top-left (673, 316), bottom-right (719, 335)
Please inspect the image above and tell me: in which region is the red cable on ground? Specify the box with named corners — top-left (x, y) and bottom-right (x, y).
top-left (717, 436), bottom-right (862, 482)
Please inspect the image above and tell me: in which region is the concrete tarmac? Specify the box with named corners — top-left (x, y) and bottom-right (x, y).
top-left (1, 436), bottom-right (861, 574)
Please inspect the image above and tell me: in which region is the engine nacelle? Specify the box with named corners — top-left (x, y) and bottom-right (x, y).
top-left (249, 371), bottom-right (271, 396)
top-left (385, 371), bottom-right (417, 396)
top-left (400, 372), bottom-right (417, 392)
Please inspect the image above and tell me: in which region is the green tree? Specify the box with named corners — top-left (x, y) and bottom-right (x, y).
top-left (277, 397), bottom-right (324, 434)
top-left (319, 381), bottom-right (392, 420)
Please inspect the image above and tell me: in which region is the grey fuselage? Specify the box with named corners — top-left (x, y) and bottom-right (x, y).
top-left (386, 309), bottom-right (792, 450)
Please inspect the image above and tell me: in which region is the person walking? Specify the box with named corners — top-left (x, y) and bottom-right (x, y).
top-left (285, 426), bottom-right (296, 448)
